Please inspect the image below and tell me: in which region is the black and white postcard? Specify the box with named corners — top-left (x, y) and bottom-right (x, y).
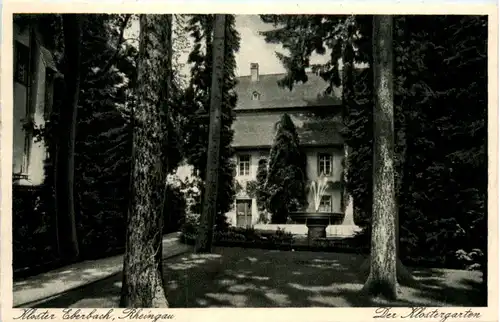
top-left (1, 2), bottom-right (498, 322)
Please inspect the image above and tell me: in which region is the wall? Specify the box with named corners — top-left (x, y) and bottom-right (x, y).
top-left (227, 146), bottom-right (345, 227)
top-left (13, 23), bottom-right (49, 187)
top-left (13, 23), bottom-right (30, 175)
top-left (226, 150), bottom-right (263, 226)
top-left (304, 147), bottom-right (344, 213)
top-left (252, 224), bottom-right (361, 237)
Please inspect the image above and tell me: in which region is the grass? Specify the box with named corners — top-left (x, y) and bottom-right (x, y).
top-left (33, 247), bottom-right (485, 308)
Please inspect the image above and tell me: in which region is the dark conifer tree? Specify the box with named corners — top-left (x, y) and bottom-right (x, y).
top-left (265, 114), bottom-right (307, 224)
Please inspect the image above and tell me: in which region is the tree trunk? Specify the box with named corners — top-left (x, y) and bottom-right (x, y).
top-left (157, 14), bottom-right (173, 281)
top-left (194, 14), bottom-right (226, 253)
top-left (362, 15), bottom-right (397, 300)
top-left (120, 14), bottom-right (171, 308)
top-left (55, 14), bottom-right (82, 262)
top-left (340, 36), bottom-right (356, 226)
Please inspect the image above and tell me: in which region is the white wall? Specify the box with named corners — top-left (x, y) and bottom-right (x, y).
top-left (252, 224), bottom-right (361, 237)
top-left (304, 147), bottom-right (344, 213)
top-left (227, 150), bottom-right (263, 226)
top-left (228, 146), bottom-right (345, 227)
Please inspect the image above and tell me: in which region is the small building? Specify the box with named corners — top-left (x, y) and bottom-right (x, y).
top-left (226, 63), bottom-right (358, 236)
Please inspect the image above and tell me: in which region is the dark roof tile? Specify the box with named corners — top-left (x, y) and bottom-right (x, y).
top-left (234, 72), bottom-right (342, 110)
top-left (232, 111), bottom-right (343, 148)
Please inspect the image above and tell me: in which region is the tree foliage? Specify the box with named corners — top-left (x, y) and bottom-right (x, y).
top-left (255, 158), bottom-right (269, 212)
top-left (74, 14), bottom-right (137, 257)
top-left (264, 114), bottom-right (307, 224)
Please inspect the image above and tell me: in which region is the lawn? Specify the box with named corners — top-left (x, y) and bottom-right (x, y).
top-left (34, 247), bottom-right (485, 308)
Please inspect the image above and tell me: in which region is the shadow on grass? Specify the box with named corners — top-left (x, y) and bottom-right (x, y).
top-left (165, 248), bottom-right (485, 308)
top-left (32, 247), bottom-right (486, 308)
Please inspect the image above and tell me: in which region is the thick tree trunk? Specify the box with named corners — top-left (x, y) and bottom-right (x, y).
top-left (120, 14), bottom-right (171, 308)
top-left (195, 14), bottom-right (226, 253)
top-left (55, 14), bottom-right (82, 262)
top-left (360, 16), bottom-right (417, 288)
top-left (362, 15), bottom-right (397, 300)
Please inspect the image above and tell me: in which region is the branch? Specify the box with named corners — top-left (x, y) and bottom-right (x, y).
top-left (123, 37), bottom-right (139, 43)
top-left (93, 14), bottom-right (131, 80)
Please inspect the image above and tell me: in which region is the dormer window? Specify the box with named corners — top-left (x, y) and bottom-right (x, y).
top-left (252, 91), bottom-right (260, 101)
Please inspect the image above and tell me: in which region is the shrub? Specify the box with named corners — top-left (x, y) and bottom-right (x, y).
top-left (163, 183), bottom-right (187, 234)
top-left (268, 227), bottom-right (294, 244)
top-left (257, 211), bottom-right (270, 224)
top-left (456, 248), bottom-right (485, 271)
top-left (180, 212), bottom-right (200, 241)
top-left (12, 185), bottom-right (59, 270)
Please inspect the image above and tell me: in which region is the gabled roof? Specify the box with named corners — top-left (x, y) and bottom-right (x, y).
top-left (234, 72), bottom-right (342, 111)
top-left (232, 111), bottom-right (344, 149)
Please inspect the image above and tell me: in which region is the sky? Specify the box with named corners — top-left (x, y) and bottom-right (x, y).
top-left (125, 15), bottom-right (331, 77)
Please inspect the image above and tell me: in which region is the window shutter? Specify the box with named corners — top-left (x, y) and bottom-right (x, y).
top-left (329, 154), bottom-right (333, 175)
top-left (317, 153), bottom-right (321, 176)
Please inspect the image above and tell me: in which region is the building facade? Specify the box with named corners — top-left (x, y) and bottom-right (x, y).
top-left (225, 63), bottom-right (358, 236)
top-left (13, 20), bottom-right (60, 187)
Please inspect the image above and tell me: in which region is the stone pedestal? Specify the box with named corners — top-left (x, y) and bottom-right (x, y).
top-left (307, 224), bottom-right (327, 240)
top-left (306, 218), bottom-right (329, 243)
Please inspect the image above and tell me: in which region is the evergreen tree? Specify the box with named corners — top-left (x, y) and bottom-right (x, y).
top-left (265, 114), bottom-right (307, 224)
top-left (183, 14), bottom-right (240, 231)
top-left (74, 14), bottom-right (137, 257)
top-left (398, 15), bottom-right (487, 286)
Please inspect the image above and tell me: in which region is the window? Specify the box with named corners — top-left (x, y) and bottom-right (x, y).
top-left (14, 42), bottom-right (30, 85)
top-left (318, 153), bottom-right (333, 176)
top-left (238, 155), bottom-right (250, 176)
top-left (252, 91), bottom-right (260, 101)
top-left (319, 195), bottom-right (332, 212)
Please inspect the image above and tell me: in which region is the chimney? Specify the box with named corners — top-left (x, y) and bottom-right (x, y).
top-left (250, 63), bottom-right (259, 82)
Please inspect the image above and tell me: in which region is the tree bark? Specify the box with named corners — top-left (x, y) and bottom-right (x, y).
top-left (120, 14), bottom-right (171, 308)
top-left (55, 14), bottom-right (82, 262)
top-left (194, 15), bottom-right (226, 253)
top-left (362, 15), bottom-right (397, 300)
